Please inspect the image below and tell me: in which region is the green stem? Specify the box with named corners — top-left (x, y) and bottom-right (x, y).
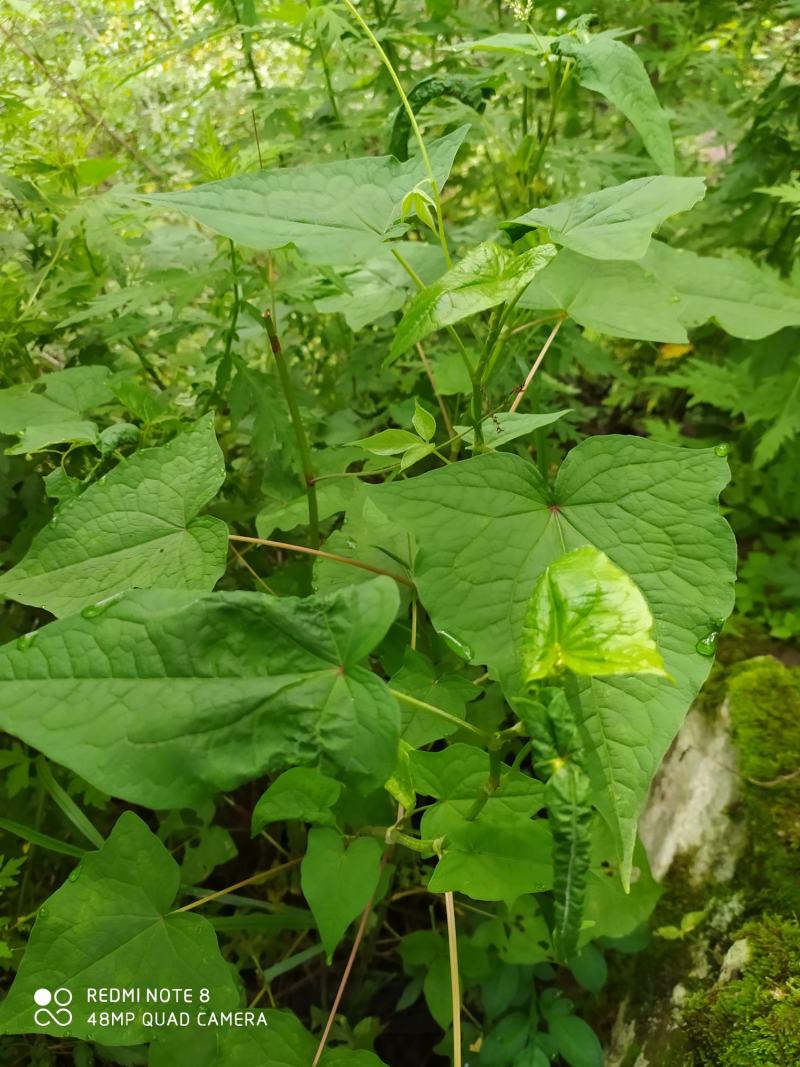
top-left (464, 746), bottom-right (502, 821)
top-left (208, 239), bottom-right (241, 409)
top-left (389, 689), bottom-right (489, 740)
top-left (529, 57), bottom-right (570, 191)
top-left (262, 312), bottom-right (320, 548)
top-left (361, 826), bottom-right (443, 854)
top-left (340, 0), bottom-right (452, 267)
top-left (318, 38), bottom-right (342, 126)
top-left (391, 247), bottom-right (478, 433)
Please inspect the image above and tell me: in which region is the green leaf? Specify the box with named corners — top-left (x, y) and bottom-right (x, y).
top-left (251, 768), bottom-right (342, 832)
top-left (149, 1008), bottom-right (389, 1065)
top-left (353, 428), bottom-right (423, 456)
top-left (547, 765), bottom-right (593, 960)
top-left (413, 400), bottom-right (436, 442)
top-left (301, 828), bottom-right (382, 961)
top-left (643, 240), bottom-right (800, 339)
top-left (548, 1013), bottom-right (604, 1067)
top-left (519, 250), bottom-right (688, 342)
top-left (388, 242), bottom-right (557, 361)
top-left (0, 416), bottom-right (227, 618)
top-left (506, 176), bottom-right (705, 260)
top-left (557, 33), bottom-right (674, 174)
top-left (5, 420), bottom-right (98, 456)
top-left (142, 128), bottom-right (468, 266)
top-left (313, 490), bottom-right (413, 598)
top-left (384, 739), bottom-right (416, 811)
top-left (372, 438), bottom-right (736, 878)
top-left (427, 817), bottom-right (553, 901)
top-left (391, 649), bottom-right (477, 747)
top-left (0, 812), bottom-right (239, 1043)
top-left (455, 410), bottom-right (571, 450)
top-left (521, 545), bottom-right (667, 682)
top-left (0, 366), bottom-right (110, 452)
top-left (457, 32), bottom-right (557, 56)
top-left (256, 479), bottom-right (357, 537)
top-left (315, 243), bottom-right (444, 329)
top-left (409, 743), bottom-right (544, 837)
top-left (0, 578), bottom-right (401, 806)
top-left (582, 820), bottom-right (661, 942)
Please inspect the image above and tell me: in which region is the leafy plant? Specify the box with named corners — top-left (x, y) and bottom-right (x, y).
top-left (0, 1), bottom-right (796, 1064)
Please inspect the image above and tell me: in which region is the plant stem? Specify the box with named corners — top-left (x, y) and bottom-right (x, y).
top-left (391, 247), bottom-right (478, 435)
top-left (389, 689), bottom-right (489, 739)
top-left (263, 311), bottom-right (320, 548)
top-left (312, 854), bottom-right (389, 1066)
top-left (528, 56), bottom-right (570, 192)
top-left (229, 534), bottom-right (414, 587)
top-left (509, 316), bottom-right (564, 412)
top-left (464, 746), bottom-right (502, 822)
top-left (417, 343), bottom-right (454, 436)
top-left (228, 0), bottom-right (262, 90)
top-left (340, 0), bottom-right (452, 267)
top-left (445, 892), bottom-right (462, 1067)
top-left (208, 239), bottom-right (241, 408)
top-left (172, 858), bottom-right (300, 913)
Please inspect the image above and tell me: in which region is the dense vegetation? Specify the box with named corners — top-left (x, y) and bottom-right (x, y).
top-left (0, 1), bottom-right (798, 1064)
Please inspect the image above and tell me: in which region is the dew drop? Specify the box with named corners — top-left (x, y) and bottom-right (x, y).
top-left (437, 629), bottom-right (473, 661)
top-left (696, 621), bottom-right (723, 657)
top-left (668, 294), bottom-right (681, 303)
top-left (80, 593), bottom-right (122, 619)
top-left (714, 442), bottom-right (730, 457)
top-left (15, 631), bottom-right (37, 651)
top-left (68, 866), bottom-right (81, 882)
top-left (39, 906), bottom-right (48, 918)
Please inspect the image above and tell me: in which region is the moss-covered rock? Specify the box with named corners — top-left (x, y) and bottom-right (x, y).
top-left (682, 917), bottom-right (800, 1066)
top-left (727, 657), bottom-right (800, 913)
top-left (605, 655), bottom-right (800, 1067)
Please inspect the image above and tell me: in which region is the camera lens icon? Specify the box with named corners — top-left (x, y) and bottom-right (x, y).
top-left (33, 987), bottom-right (73, 1027)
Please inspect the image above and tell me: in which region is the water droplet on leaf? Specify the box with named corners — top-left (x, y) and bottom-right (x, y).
top-left (437, 629), bottom-right (473, 661)
top-left (696, 622), bottom-right (723, 657)
top-left (80, 593), bottom-right (122, 619)
top-left (68, 867), bottom-right (81, 882)
top-left (714, 442), bottom-right (730, 457)
top-left (15, 631), bottom-right (37, 651)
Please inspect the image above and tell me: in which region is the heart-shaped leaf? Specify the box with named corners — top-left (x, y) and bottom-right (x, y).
top-left (301, 828), bottom-right (383, 961)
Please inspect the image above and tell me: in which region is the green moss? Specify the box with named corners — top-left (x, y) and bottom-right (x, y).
top-left (682, 916), bottom-right (800, 1067)
top-left (726, 658), bottom-right (800, 913)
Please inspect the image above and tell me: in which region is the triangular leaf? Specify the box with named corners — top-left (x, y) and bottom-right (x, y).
top-left (0, 366), bottom-right (110, 453)
top-left (519, 249), bottom-right (688, 342)
top-left (521, 545), bottom-right (667, 681)
top-left (142, 128), bottom-right (468, 266)
top-left (251, 768), bottom-right (342, 832)
top-left (0, 579), bottom-right (401, 806)
top-left (0, 812), bottom-right (240, 1043)
top-left (506, 176), bottom-right (705, 260)
top-left (557, 33), bottom-right (674, 174)
top-left (371, 438), bottom-right (736, 879)
top-left (388, 242), bottom-right (556, 361)
top-left (0, 416), bottom-right (227, 617)
top-left (643, 240), bottom-right (800, 339)
top-left (427, 818), bottom-right (553, 901)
